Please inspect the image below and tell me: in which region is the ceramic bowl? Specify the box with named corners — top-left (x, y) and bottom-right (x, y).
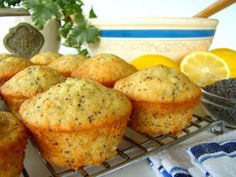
top-left (89, 18), bottom-right (218, 62)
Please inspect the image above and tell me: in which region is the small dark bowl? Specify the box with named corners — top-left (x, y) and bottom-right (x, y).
top-left (201, 79), bottom-right (236, 128)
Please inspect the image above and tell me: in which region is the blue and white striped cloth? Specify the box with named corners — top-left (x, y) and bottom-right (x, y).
top-left (187, 140), bottom-right (236, 177)
top-left (148, 157), bottom-right (191, 177)
top-left (148, 131), bottom-right (236, 177)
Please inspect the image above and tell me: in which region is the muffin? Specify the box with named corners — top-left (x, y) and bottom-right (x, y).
top-left (0, 111), bottom-right (27, 177)
top-left (30, 51), bottom-right (62, 65)
top-left (72, 54), bottom-right (137, 87)
top-left (0, 66), bottom-right (66, 117)
top-left (114, 65), bottom-right (201, 135)
top-left (19, 79), bottom-right (132, 169)
top-left (0, 56), bottom-right (32, 86)
top-left (48, 54), bottom-right (87, 77)
top-left (0, 54), bottom-right (13, 61)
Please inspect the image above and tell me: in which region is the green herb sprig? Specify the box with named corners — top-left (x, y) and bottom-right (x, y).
top-left (0, 0), bottom-right (22, 8)
top-left (24, 0), bottom-right (100, 56)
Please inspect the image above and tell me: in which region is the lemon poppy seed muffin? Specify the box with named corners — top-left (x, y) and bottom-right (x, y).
top-left (19, 79), bottom-right (132, 169)
top-left (0, 57), bottom-right (32, 86)
top-left (0, 54), bottom-right (13, 61)
top-left (114, 65), bottom-right (201, 135)
top-left (30, 51), bottom-right (62, 65)
top-left (48, 54), bottom-right (87, 77)
top-left (0, 66), bottom-right (66, 117)
top-left (0, 112), bottom-right (27, 177)
top-left (72, 54), bottom-right (137, 87)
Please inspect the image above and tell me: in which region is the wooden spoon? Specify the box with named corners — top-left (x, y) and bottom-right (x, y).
top-left (193, 0), bottom-right (236, 18)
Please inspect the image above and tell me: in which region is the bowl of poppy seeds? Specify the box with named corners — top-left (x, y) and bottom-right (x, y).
top-left (201, 78), bottom-right (236, 128)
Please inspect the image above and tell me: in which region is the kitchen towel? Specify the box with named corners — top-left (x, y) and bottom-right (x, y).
top-left (148, 156), bottom-right (193, 177)
top-left (161, 158), bottom-right (191, 177)
top-left (187, 140), bottom-right (236, 177)
top-left (148, 158), bottom-right (170, 177)
top-left (148, 130), bottom-right (236, 177)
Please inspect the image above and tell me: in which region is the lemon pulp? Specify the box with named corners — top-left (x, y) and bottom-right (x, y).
top-left (180, 51), bottom-right (230, 87)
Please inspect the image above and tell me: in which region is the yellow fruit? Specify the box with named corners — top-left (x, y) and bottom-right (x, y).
top-left (210, 48), bottom-right (236, 78)
top-left (180, 51), bottom-right (230, 87)
top-left (130, 54), bottom-right (179, 70)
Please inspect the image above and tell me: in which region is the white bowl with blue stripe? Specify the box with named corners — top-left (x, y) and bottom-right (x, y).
top-left (89, 18), bottom-right (218, 62)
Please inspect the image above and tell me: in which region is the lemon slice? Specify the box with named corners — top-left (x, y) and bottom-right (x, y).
top-left (180, 51), bottom-right (230, 87)
top-left (131, 54), bottom-right (179, 70)
top-left (210, 48), bottom-right (236, 78)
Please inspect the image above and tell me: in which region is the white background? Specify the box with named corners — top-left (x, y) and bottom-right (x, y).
top-left (83, 0), bottom-right (236, 49)
top-left (62, 0), bottom-right (236, 53)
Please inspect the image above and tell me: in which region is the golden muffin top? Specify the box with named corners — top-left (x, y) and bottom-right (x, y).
top-left (30, 51), bottom-right (62, 65)
top-left (71, 54), bottom-right (137, 87)
top-left (20, 79), bottom-right (132, 131)
top-left (0, 111), bottom-right (26, 147)
top-left (0, 57), bottom-right (32, 84)
top-left (114, 65), bottom-right (201, 103)
top-left (1, 66), bottom-right (66, 98)
top-left (0, 53), bottom-right (13, 61)
top-left (48, 54), bottom-right (87, 77)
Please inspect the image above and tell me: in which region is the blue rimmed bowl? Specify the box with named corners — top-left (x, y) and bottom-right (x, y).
top-left (89, 18), bottom-right (218, 62)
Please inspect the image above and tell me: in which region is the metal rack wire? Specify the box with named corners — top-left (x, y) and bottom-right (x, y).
top-left (28, 114), bottom-right (223, 177)
top-left (22, 168), bottom-right (30, 177)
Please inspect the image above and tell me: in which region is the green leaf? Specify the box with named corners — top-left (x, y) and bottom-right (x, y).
top-left (78, 48), bottom-right (89, 56)
top-left (25, 0), bottom-right (100, 56)
top-left (65, 23), bottom-right (99, 47)
top-left (0, 0), bottom-right (21, 7)
top-left (64, 23), bottom-right (86, 47)
top-left (62, 2), bottom-right (85, 23)
top-left (24, 0), bottom-right (62, 29)
top-left (89, 7), bottom-right (97, 18)
top-left (0, 0), bottom-right (5, 8)
top-left (86, 25), bottom-right (100, 43)
top-left (8, 0), bottom-right (21, 6)
top-left (64, 23), bottom-right (99, 56)
top-left (59, 22), bottom-right (72, 38)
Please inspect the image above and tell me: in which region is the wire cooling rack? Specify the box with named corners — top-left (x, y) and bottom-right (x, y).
top-left (22, 168), bottom-right (30, 177)
top-left (26, 114), bottom-right (223, 177)
top-left (1, 96), bottom-right (221, 177)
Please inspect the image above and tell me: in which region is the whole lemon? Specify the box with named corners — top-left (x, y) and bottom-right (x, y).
top-left (210, 48), bottom-right (236, 78)
top-left (131, 54), bottom-right (179, 70)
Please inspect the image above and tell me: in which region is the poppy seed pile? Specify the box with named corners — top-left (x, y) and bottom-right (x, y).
top-left (204, 78), bottom-right (236, 99)
top-left (202, 78), bottom-right (236, 126)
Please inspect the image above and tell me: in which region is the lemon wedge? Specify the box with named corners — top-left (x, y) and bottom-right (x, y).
top-left (210, 48), bottom-right (236, 78)
top-left (180, 51), bottom-right (230, 87)
top-left (131, 54), bottom-right (179, 70)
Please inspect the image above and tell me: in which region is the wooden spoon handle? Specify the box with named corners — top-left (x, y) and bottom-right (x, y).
top-left (193, 0), bottom-right (236, 18)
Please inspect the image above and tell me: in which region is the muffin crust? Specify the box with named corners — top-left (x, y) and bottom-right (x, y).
top-left (0, 54), bottom-right (13, 61)
top-left (0, 56), bottom-right (32, 86)
top-left (20, 79), bottom-right (131, 169)
top-left (115, 65), bottom-right (200, 103)
top-left (0, 112), bottom-right (27, 177)
top-left (49, 54), bottom-right (87, 77)
top-left (30, 51), bottom-right (62, 65)
top-left (1, 66), bottom-right (65, 117)
top-left (72, 54), bottom-right (137, 87)
top-left (114, 65), bottom-right (201, 134)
